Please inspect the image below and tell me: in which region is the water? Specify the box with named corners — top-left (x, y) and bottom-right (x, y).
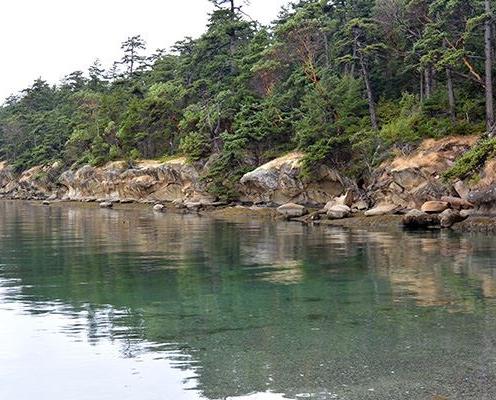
top-left (0, 201), bottom-right (495, 400)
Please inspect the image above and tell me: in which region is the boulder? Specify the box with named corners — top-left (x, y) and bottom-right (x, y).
top-left (402, 209), bottom-right (439, 228)
top-left (42, 200), bottom-right (50, 206)
top-left (184, 201), bottom-right (203, 211)
top-left (440, 196), bottom-right (473, 210)
top-left (239, 152), bottom-right (345, 205)
top-left (468, 185), bottom-right (496, 205)
top-left (364, 204), bottom-right (399, 217)
top-left (326, 205), bottom-right (351, 220)
top-left (454, 180), bottom-right (470, 199)
top-left (335, 190), bottom-right (354, 207)
top-left (153, 204), bottom-right (165, 213)
top-left (421, 201), bottom-right (449, 213)
top-left (439, 209), bottom-right (466, 228)
top-left (352, 200), bottom-right (369, 211)
top-left (277, 203), bottom-right (308, 219)
top-left (99, 201), bottom-right (113, 209)
top-left (460, 209), bottom-right (475, 218)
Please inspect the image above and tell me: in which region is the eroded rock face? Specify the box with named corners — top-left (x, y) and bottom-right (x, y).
top-left (370, 136), bottom-right (477, 209)
top-left (239, 152), bottom-right (345, 206)
top-left (59, 159), bottom-right (212, 203)
top-left (0, 162), bottom-right (61, 199)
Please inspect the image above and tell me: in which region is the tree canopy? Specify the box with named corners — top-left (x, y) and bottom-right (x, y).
top-left (0, 0), bottom-right (494, 198)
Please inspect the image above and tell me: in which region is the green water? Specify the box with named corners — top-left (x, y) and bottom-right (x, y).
top-left (0, 201), bottom-right (496, 400)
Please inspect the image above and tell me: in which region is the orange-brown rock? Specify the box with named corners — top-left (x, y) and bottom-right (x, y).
top-left (421, 201), bottom-right (449, 213)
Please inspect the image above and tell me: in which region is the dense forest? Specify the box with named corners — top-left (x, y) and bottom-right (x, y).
top-left (1, 0), bottom-right (496, 199)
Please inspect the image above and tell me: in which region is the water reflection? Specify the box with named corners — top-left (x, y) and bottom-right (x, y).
top-left (0, 200), bottom-right (496, 399)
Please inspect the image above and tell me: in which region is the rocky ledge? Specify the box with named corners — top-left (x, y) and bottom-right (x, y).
top-left (1, 135), bottom-right (496, 232)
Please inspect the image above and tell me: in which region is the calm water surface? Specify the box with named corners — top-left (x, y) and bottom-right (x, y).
top-left (0, 201), bottom-right (496, 400)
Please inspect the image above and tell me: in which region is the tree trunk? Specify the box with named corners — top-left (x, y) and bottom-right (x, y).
top-left (424, 68), bottom-right (431, 98)
top-left (350, 42), bottom-right (357, 78)
top-left (228, 0), bottom-right (237, 74)
top-left (420, 71), bottom-right (424, 102)
top-left (446, 67), bottom-right (456, 122)
top-left (485, 0), bottom-right (495, 135)
top-left (359, 54), bottom-right (378, 130)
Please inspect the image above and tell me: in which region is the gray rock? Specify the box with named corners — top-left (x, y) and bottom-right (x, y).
top-left (172, 199), bottom-right (185, 209)
top-left (460, 209), bottom-right (475, 218)
top-left (468, 185), bottom-right (496, 205)
top-left (277, 203), bottom-right (308, 219)
top-left (364, 204), bottom-right (398, 217)
top-left (439, 209), bottom-right (466, 228)
top-left (402, 209), bottom-right (439, 228)
top-left (352, 200), bottom-right (369, 211)
top-left (326, 205), bottom-right (351, 219)
top-left (99, 201), bottom-right (113, 209)
top-left (153, 204), bottom-right (165, 213)
top-left (184, 201), bottom-right (203, 211)
top-left (454, 180), bottom-right (470, 199)
top-left (239, 153), bottom-right (344, 205)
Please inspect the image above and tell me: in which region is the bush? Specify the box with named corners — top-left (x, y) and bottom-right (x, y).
top-left (443, 137), bottom-right (496, 181)
top-left (179, 132), bottom-right (211, 161)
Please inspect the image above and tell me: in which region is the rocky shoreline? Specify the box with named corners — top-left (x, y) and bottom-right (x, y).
top-left (1, 135), bottom-right (496, 233)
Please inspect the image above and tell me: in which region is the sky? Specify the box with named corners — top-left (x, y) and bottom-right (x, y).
top-left (0, 0), bottom-right (291, 102)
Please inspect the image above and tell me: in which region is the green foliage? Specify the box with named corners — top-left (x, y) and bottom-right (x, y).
top-left (444, 138), bottom-right (496, 181)
top-left (0, 0), bottom-right (491, 197)
top-left (179, 132), bottom-right (211, 161)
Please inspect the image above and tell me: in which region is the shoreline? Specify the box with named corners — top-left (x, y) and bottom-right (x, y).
top-left (4, 197), bottom-right (496, 234)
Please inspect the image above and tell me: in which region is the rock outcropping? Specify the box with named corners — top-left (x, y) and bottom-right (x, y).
top-left (2, 135), bottom-right (496, 221)
top-left (239, 152), bottom-right (345, 205)
top-left (59, 159), bottom-right (212, 203)
top-left (370, 136), bottom-right (477, 210)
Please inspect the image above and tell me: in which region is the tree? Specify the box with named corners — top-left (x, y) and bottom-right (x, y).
top-left (340, 18), bottom-right (385, 130)
top-left (484, 0), bottom-right (494, 133)
top-left (119, 35), bottom-right (147, 77)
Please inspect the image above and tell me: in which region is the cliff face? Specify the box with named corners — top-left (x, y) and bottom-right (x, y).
top-left (370, 136), bottom-right (478, 209)
top-left (238, 152), bottom-right (345, 205)
top-left (0, 158), bottom-right (212, 203)
top-left (1, 136), bottom-right (496, 215)
top-left (58, 159), bottom-right (213, 203)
